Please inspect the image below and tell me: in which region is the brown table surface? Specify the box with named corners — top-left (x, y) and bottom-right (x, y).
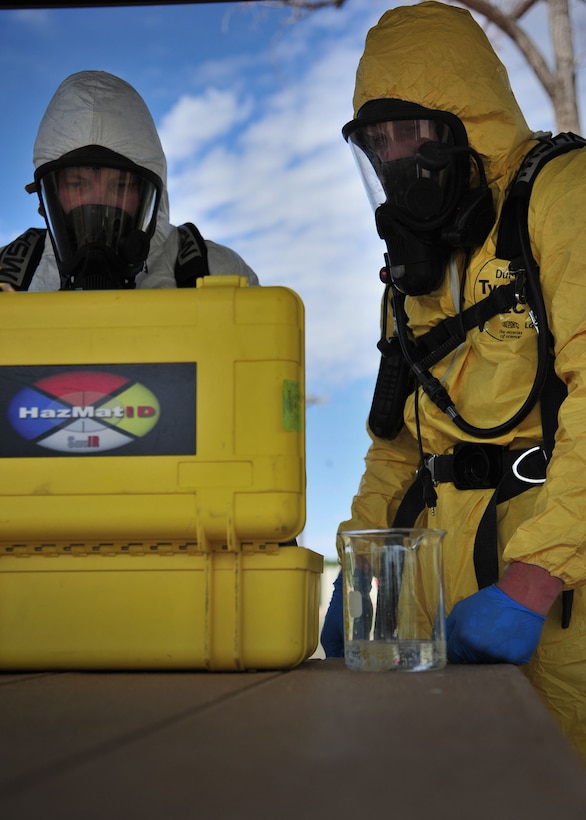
top-left (1, 659), bottom-right (585, 819)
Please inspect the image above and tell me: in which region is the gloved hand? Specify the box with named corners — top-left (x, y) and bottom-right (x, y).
top-left (320, 571), bottom-right (344, 657)
top-left (446, 583), bottom-right (545, 665)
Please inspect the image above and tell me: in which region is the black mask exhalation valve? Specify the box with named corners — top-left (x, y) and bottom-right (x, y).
top-left (380, 156), bottom-right (446, 219)
top-left (375, 203), bottom-right (448, 296)
top-left (374, 145), bottom-right (495, 296)
top-left (60, 242), bottom-right (142, 290)
top-left (58, 204), bottom-right (150, 290)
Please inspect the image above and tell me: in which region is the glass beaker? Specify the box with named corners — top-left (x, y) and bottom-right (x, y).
top-left (340, 528), bottom-right (446, 672)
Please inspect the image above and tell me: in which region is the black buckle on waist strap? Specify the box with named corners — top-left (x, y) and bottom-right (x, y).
top-left (424, 443), bottom-right (547, 491)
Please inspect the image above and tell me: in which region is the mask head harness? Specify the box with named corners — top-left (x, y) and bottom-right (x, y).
top-left (342, 99), bottom-right (495, 295)
top-left (34, 145), bottom-right (163, 291)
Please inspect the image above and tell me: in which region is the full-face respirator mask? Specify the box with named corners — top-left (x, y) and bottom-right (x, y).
top-left (342, 100), bottom-right (495, 296)
top-left (34, 146), bottom-right (162, 290)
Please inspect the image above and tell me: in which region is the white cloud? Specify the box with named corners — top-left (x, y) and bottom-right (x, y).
top-left (158, 88), bottom-right (253, 163)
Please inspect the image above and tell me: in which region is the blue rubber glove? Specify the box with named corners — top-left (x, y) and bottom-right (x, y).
top-left (320, 571), bottom-right (344, 657)
top-left (446, 583), bottom-right (545, 665)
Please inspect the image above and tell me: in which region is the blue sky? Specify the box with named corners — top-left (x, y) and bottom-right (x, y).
top-left (1, 1), bottom-right (584, 562)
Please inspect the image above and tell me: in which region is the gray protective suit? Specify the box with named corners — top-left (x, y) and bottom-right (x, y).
top-left (26, 70), bottom-right (257, 291)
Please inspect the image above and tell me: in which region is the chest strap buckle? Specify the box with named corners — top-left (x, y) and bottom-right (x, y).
top-left (424, 443), bottom-right (547, 491)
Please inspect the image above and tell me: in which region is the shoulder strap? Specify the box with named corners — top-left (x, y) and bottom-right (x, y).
top-left (496, 132), bottom-right (586, 458)
top-left (496, 132), bottom-right (586, 261)
top-left (175, 222), bottom-right (209, 287)
top-left (0, 227), bottom-right (46, 291)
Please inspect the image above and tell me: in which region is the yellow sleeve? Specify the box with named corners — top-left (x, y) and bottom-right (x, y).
top-left (336, 421), bottom-right (420, 561)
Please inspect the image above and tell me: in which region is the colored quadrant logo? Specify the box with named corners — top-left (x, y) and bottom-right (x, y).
top-left (8, 370), bottom-right (160, 453)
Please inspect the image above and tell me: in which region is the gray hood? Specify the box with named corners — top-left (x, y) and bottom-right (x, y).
top-left (33, 70), bottom-right (171, 250)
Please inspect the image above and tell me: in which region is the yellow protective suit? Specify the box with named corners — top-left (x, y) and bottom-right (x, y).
top-left (338, 2), bottom-right (586, 763)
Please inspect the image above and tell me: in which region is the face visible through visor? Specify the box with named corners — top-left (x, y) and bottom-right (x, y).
top-left (34, 146), bottom-right (162, 290)
top-left (359, 119), bottom-right (441, 162)
top-left (343, 101), bottom-right (469, 225)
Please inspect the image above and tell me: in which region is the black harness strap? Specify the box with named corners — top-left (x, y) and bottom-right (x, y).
top-left (0, 227), bottom-right (46, 291)
top-left (496, 132), bottom-right (586, 261)
top-left (472, 449), bottom-right (547, 589)
top-left (174, 222), bottom-right (209, 287)
top-left (393, 445), bottom-right (547, 532)
top-left (393, 476), bottom-right (428, 529)
top-left (412, 279), bottom-right (521, 371)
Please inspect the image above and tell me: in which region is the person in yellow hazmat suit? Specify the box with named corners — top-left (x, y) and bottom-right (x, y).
top-left (321, 1), bottom-right (586, 764)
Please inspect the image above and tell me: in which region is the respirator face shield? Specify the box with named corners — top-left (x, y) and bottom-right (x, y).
top-left (34, 146), bottom-right (162, 290)
top-left (343, 100), bottom-right (486, 296)
top-left (344, 117), bottom-right (462, 222)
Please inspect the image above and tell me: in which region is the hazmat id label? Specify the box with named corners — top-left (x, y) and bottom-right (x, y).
top-left (0, 363), bottom-right (196, 457)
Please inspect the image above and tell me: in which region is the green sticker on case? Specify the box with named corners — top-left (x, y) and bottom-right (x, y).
top-left (282, 379), bottom-right (302, 431)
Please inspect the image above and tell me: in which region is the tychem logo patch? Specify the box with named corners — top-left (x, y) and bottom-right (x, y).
top-left (0, 363), bottom-right (196, 457)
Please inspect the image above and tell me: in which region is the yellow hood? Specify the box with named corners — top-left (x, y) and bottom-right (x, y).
top-left (353, 2), bottom-right (533, 183)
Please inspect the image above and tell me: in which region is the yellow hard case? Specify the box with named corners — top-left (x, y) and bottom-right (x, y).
top-left (0, 276), bottom-right (322, 670)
